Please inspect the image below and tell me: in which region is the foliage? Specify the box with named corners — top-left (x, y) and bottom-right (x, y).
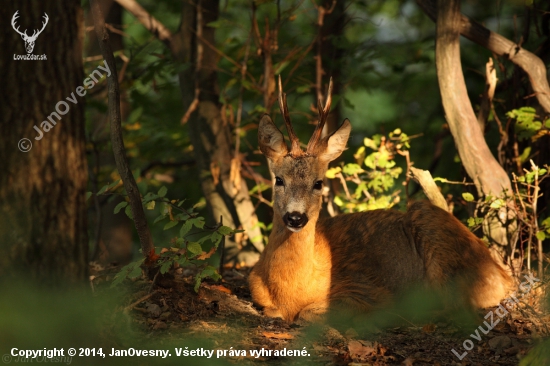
top-left (512, 162), bottom-right (550, 244)
top-left (90, 182), bottom-right (240, 291)
top-left (326, 129), bottom-right (410, 212)
top-left (507, 107), bottom-right (550, 141)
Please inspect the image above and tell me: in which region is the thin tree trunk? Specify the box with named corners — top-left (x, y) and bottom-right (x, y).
top-left (176, 0), bottom-right (264, 266)
top-left (435, 0), bottom-right (517, 249)
top-left (0, 1), bottom-right (88, 283)
top-left (418, 0), bottom-right (550, 115)
top-left (113, 0), bottom-right (266, 265)
top-left (90, 0), bottom-right (155, 264)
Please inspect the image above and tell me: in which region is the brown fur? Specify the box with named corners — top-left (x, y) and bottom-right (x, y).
top-left (250, 114), bottom-right (512, 322)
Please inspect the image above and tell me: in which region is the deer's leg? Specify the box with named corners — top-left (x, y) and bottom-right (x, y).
top-left (297, 300), bottom-right (329, 322)
top-left (248, 269), bottom-right (283, 318)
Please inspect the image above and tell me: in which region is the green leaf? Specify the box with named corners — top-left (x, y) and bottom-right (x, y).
top-left (158, 186), bottom-right (168, 198)
top-left (519, 147), bottom-right (532, 163)
top-left (142, 192), bottom-right (159, 203)
top-left (97, 184), bottom-right (109, 195)
top-left (274, 60), bottom-right (289, 75)
top-left (160, 261), bottom-right (172, 274)
top-left (180, 221), bottom-right (193, 237)
top-left (200, 266), bottom-right (221, 282)
top-left (124, 205), bottom-right (133, 219)
top-left (462, 192), bottom-right (475, 202)
top-left (187, 242), bottom-right (202, 255)
top-left (146, 200), bottom-right (156, 210)
top-left (194, 274), bottom-right (202, 292)
top-left (128, 264), bottom-right (143, 279)
top-left (164, 220), bottom-right (178, 230)
top-left (111, 259), bottom-right (143, 287)
top-left (114, 201), bottom-right (128, 214)
top-left (489, 199), bottom-right (504, 209)
top-left (86, 192), bottom-right (92, 201)
top-left (108, 179), bottom-right (121, 190)
top-left (153, 214), bottom-right (166, 224)
top-left (467, 217), bottom-right (475, 227)
top-left (325, 167), bottom-right (342, 179)
top-left (191, 217), bottom-right (205, 229)
top-left (249, 182), bottom-right (270, 195)
top-left (343, 163), bottom-right (364, 175)
top-left (536, 231), bottom-right (547, 241)
top-left (217, 226), bottom-right (233, 236)
top-left (363, 137), bottom-right (378, 150)
top-left (210, 232), bottom-right (223, 246)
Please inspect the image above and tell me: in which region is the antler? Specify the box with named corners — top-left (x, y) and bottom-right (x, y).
top-left (306, 77), bottom-right (333, 154)
top-left (278, 75), bottom-right (302, 157)
top-left (29, 13), bottom-right (48, 40)
top-left (37, 13), bottom-right (49, 37)
top-left (11, 11), bottom-right (26, 37)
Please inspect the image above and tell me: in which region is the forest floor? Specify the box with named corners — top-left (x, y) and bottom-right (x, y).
top-left (92, 264), bottom-right (550, 366)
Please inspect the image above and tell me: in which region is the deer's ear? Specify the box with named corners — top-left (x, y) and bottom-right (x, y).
top-left (258, 114), bottom-right (288, 160)
top-left (319, 119), bottom-right (351, 163)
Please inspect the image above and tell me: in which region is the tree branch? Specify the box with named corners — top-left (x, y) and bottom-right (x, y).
top-left (90, 0), bottom-right (155, 261)
top-left (434, 0), bottom-right (516, 248)
top-left (477, 58), bottom-right (497, 132)
top-left (409, 167), bottom-right (450, 212)
top-left (416, 0), bottom-right (550, 114)
top-left (114, 0), bottom-right (173, 50)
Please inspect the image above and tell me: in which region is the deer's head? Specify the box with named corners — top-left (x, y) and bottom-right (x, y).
top-left (12, 11), bottom-right (49, 54)
top-left (258, 77), bottom-right (351, 232)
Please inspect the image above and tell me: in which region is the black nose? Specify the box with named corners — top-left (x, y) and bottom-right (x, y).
top-left (283, 212), bottom-right (308, 228)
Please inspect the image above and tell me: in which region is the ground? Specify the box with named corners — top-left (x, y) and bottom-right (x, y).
top-left (91, 263), bottom-right (550, 366)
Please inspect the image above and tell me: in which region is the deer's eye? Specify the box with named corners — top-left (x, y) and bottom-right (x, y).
top-left (275, 177), bottom-right (284, 186)
top-left (313, 180), bottom-right (323, 190)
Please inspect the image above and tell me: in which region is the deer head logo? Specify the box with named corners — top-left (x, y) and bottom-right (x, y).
top-left (11, 11), bottom-right (49, 54)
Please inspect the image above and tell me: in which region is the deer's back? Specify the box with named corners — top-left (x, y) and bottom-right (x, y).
top-left (317, 207), bottom-right (425, 308)
top-left (316, 201), bottom-right (511, 310)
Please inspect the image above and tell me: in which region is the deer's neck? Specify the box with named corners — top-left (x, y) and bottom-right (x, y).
top-left (268, 212), bottom-right (319, 255)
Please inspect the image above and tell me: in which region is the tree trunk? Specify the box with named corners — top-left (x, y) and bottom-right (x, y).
top-left (435, 0), bottom-right (516, 249)
top-left (175, 0), bottom-right (264, 266)
top-left (0, 1), bottom-right (88, 283)
top-left (318, 0), bottom-right (345, 136)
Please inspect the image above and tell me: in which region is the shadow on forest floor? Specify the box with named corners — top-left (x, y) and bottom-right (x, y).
top-left (87, 263), bottom-right (550, 366)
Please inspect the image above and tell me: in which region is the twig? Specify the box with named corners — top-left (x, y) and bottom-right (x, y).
top-left (149, 270), bottom-right (160, 293)
top-left (397, 150), bottom-right (412, 199)
top-left (530, 160), bottom-right (543, 280)
top-left (409, 167), bottom-right (450, 212)
top-left (476, 58), bottom-right (497, 132)
top-left (114, 0), bottom-right (173, 50)
top-left (90, 139), bottom-right (103, 261)
top-left (335, 172), bottom-right (351, 200)
top-left (234, 29), bottom-right (252, 160)
top-left (219, 216), bottom-right (225, 275)
top-left (124, 290), bottom-right (159, 312)
top-left (90, 0), bottom-right (155, 262)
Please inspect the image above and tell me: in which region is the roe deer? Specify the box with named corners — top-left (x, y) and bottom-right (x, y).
top-left (248, 77), bottom-right (512, 322)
